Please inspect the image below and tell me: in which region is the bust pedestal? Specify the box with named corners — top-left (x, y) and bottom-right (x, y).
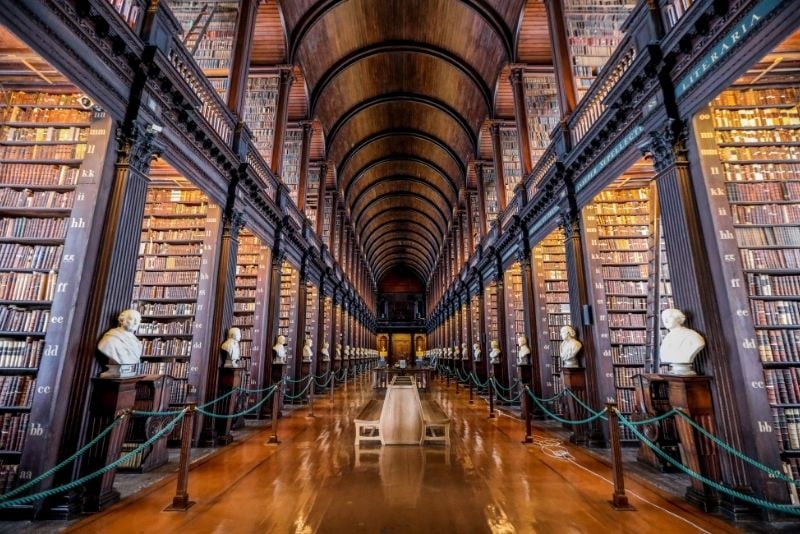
top-left (317, 360), bottom-right (329, 391)
top-left (82, 377), bottom-right (139, 512)
top-left (660, 375), bottom-right (721, 512)
top-left (216, 367), bottom-right (243, 445)
top-left (120, 375), bottom-right (171, 472)
top-left (264, 363), bottom-right (287, 418)
top-left (562, 367), bottom-right (589, 445)
top-left (491, 362), bottom-right (508, 405)
top-left (292, 360), bottom-right (312, 404)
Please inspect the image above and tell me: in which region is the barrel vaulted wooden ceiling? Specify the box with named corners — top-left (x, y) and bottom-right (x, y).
top-left (252, 0), bottom-right (551, 283)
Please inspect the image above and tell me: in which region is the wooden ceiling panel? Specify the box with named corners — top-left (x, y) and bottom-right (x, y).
top-left (314, 52), bottom-right (487, 136)
top-left (345, 160), bottom-right (458, 208)
top-left (251, 2), bottom-right (287, 65)
top-left (293, 0), bottom-right (508, 90)
top-left (287, 66), bottom-right (308, 120)
top-left (350, 179), bottom-right (453, 225)
top-left (339, 135), bottom-right (463, 190)
top-left (326, 101), bottom-right (474, 169)
top-left (516, 1), bottom-right (551, 64)
top-left (494, 64), bottom-right (514, 119)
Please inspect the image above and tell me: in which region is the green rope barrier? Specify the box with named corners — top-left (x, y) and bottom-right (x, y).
top-left (195, 386), bottom-right (278, 419)
top-left (283, 379), bottom-right (313, 400)
top-left (0, 414), bottom-right (126, 502)
top-left (673, 410), bottom-right (800, 488)
top-left (314, 373), bottom-right (334, 389)
top-left (196, 388), bottom-right (239, 410)
top-left (490, 379), bottom-right (522, 403)
top-left (238, 383), bottom-right (279, 394)
top-left (0, 410), bottom-right (186, 508)
top-left (625, 409), bottom-right (680, 426)
top-left (284, 374), bottom-right (312, 384)
top-left (529, 389), bottom-right (568, 404)
top-left (526, 388), bottom-right (608, 425)
top-left (132, 408), bottom-right (184, 417)
top-left (469, 372), bottom-right (491, 389)
top-left (616, 410), bottom-right (800, 517)
top-left (564, 389), bottom-right (606, 418)
top-left (492, 378), bottom-right (521, 392)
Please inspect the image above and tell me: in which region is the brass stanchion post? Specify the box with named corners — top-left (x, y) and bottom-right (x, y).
top-left (165, 405), bottom-right (196, 511)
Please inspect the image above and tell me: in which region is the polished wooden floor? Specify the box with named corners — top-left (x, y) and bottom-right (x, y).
top-left (68, 376), bottom-right (738, 533)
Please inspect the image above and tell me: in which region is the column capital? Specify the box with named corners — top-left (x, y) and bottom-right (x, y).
top-left (640, 119), bottom-right (689, 172)
top-left (115, 121), bottom-right (162, 173)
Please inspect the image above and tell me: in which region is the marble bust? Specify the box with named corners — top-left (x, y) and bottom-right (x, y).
top-left (321, 342), bottom-right (331, 362)
top-left (221, 327), bottom-right (241, 368)
top-left (98, 309), bottom-right (143, 378)
top-left (462, 343), bottom-right (469, 360)
top-left (446, 347), bottom-right (453, 360)
top-left (335, 343), bottom-right (342, 360)
top-left (302, 336), bottom-right (313, 362)
top-left (473, 342), bottom-right (482, 362)
top-left (489, 340), bottom-right (501, 365)
top-left (273, 335), bottom-right (288, 365)
top-left (560, 326), bottom-right (582, 368)
top-left (345, 345), bottom-right (351, 360)
top-left (517, 335), bottom-right (531, 366)
top-left (660, 308), bottom-right (706, 376)
top-left (453, 345), bottom-right (460, 360)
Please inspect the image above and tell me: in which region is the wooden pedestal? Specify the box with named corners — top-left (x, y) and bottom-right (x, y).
top-left (633, 374), bottom-right (680, 472)
top-left (81, 377), bottom-right (139, 512)
top-left (661, 374), bottom-right (721, 512)
top-left (562, 367), bottom-right (588, 445)
top-left (119, 375), bottom-right (171, 472)
top-left (264, 363), bottom-right (287, 418)
top-left (317, 361), bottom-right (329, 391)
top-left (215, 367), bottom-right (243, 445)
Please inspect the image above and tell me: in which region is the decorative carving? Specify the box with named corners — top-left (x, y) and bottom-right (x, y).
top-left (115, 122), bottom-right (162, 173)
top-left (640, 120), bottom-right (689, 172)
top-left (559, 211), bottom-right (580, 238)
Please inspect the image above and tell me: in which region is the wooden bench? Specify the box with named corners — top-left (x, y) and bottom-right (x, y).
top-left (354, 399), bottom-right (383, 446)
top-left (421, 400), bottom-right (450, 446)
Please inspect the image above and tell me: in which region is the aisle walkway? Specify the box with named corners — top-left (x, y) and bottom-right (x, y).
top-left (68, 378), bottom-right (738, 533)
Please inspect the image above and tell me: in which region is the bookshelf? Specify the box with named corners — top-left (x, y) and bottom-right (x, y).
top-left (469, 191), bottom-right (481, 244)
top-left (305, 166), bottom-right (320, 227)
top-left (280, 128), bottom-right (303, 205)
top-left (562, 0), bottom-right (635, 103)
top-left (461, 211), bottom-right (470, 259)
top-left (582, 169), bottom-right (666, 443)
top-left (0, 89), bottom-right (111, 489)
top-left (504, 263), bottom-right (525, 378)
top-left (471, 294), bottom-right (481, 347)
top-left (233, 230), bottom-right (270, 409)
top-left (483, 167), bottom-right (499, 225)
top-left (131, 180), bottom-right (220, 415)
top-left (304, 282), bottom-right (319, 361)
top-left (694, 84), bottom-right (800, 495)
top-left (169, 0), bottom-right (240, 100)
top-left (500, 128), bottom-right (522, 203)
top-left (244, 75), bottom-right (280, 167)
top-left (106, 0), bottom-right (142, 28)
top-left (532, 228), bottom-right (571, 411)
top-left (523, 72), bottom-right (560, 168)
top-left (322, 194), bottom-right (333, 244)
top-left (662, 0), bottom-right (694, 31)
top-left (484, 282), bottom-right (499, 347)
top-left (277, 261), bottom-right (299, 367)
top-left (322, 295), bottom-right (333, 352)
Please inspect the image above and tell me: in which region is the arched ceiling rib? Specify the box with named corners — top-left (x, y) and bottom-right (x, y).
top-left (264, 0), bottom-right (528, 280)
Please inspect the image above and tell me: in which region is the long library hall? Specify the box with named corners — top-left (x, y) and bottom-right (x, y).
top-left (1, 0), bottom-right (800, 532)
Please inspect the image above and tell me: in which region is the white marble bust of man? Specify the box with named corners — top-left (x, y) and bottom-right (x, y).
top-left (302, 336), bottom-right (313, 362)
top-left (462, 343), bottom-right (469, 360)
top-left (273, 335), bottom-right (288, 364)
top-left (489, 340), bottom-right (501, 364)
top-left (335, 343), bottom-right (342, 360)
top-left (453, 345), bottom-right (460, 359)
top-left (660, 308), bottom-right (706, 376)
top-left (221, 327), bottom-right (241, 367)
top-left (517, 335), bottom-right (531, 366)
top-left (98, 309), bottom-right (143, 377)
top-left (321, 342), bottom-right (331, 362)
top-left (473, 342), bottom-right (482, 362)
top-left (345, 345), bottom-right (351, 360)
top-left (560, 326), bottom-right (582, 368)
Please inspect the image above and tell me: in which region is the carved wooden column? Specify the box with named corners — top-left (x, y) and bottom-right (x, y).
top-left (643, 125), bottom-right (783, 516)
top-left (262, 228), bottom-right (285, 415)
top-left (330, 287), bottom-right (341, 374)
top-left (543, 0), bottom-right (577, 118)
top-left (200, 205), bottom-right (244, 445)
top-left (560, 208), bottom-right (605, 446)
top-left (465, 193), bottom-right (475, 256)
top-left (292, 259), bottom-right (310, 393)
top-left (464, 291), bottom-right (474, 373)
top-left (509, 67), bottom-right (533, 176)
top-left (489, 123), bottom-right (508, 212)
top-left (327, 193), bottom-right (337, 249)
top-left (226, 0), bottom-right (259, 115)
top-left (271, 68), bottom-right (294, 176)
top-left (474, 162), bottom-right (488, 237)
top-left (297, 121), bottom-right (313, 212)
top-left (494, 257), bottom-right (509, 388)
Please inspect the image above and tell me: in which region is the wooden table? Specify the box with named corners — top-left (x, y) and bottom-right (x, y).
top-left (372, 367), bottom-right (431, 391)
